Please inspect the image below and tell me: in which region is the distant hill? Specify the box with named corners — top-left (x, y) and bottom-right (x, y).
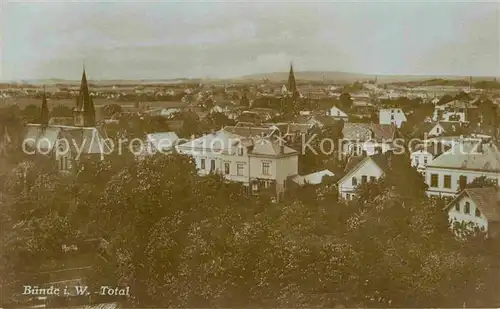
top-left (3, 72), bottom-right (498, 86)
top-left (235, 71), bottom-right (371, 83)
top-left (2, 78), bottom-right (202, 86)
top-left (233, 71), bottom-right (499, 84)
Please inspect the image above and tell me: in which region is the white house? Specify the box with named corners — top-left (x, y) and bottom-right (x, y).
top-left (379, 108), bottom-right (407, 128)
top-left (445, 187), bottom-right (500, 238)
top-left (425, 140), bottom-right (500, 198)
top-left (337, 152), bottom-right (392, 200)
top-left (341, 123), bottom-right (397, 156)
top-left (291, 169), bottom-right (335, 186)
top-left (326, 106), bottom-right (349, 121)
top-left (176, 128), bottom-right (299, 198)
top-left (410, 142), bottom-right (450, 174)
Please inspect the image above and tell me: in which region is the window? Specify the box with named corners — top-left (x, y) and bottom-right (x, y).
top-left (237, 163), bottom-right (244, 176)
top-left (370, 176), bottom-right (376, 182)
top-left (465, 202), bottom-right (470, 214)
top-left (352, 177), bottom-right (357, 186)
top-left (459, 175), bottom-right (467, 190)
top-left (443, 175), bottom-right (451, 189)
top-left (224, 162), bottom-right (230, 175)
top-left (455, 203), bottom-right (460, 211)
top-left (238, 147), bottom-right (244, 156)
top-left (390, 115), bottom-right (395, 120)
top-left (436, 127), bottom-right (440, 134)
top-left (201, 159), bottom-right (206, 170)
top-left (475, 207), bottom-right (481, 217)
top-left (397, 109), bottom-right (401, 113)
top-left (430, 174), bottom-right (438, 187)
top-left (210, 160), bottom-right (215, 172)
top-left (346, 193), bottom-right (351, 200)
top-left (361, 175), bottom-right (367, 184)
top-left (424, 156), bottom-right (428, 164)
top-left (262, 162), bottom-right (270, 175)
top-left (337, 111), bottom-right (340, 116)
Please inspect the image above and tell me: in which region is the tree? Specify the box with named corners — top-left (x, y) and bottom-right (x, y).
top-left (343, 189), bottom-right (488, 307)
top-left (202, 112), bottom-right (235, 131)
top-left (338, 93), bottom-right (353, 110)
top-left (51, 105), bottom-right (73, 117)
top-left (21, 104), bottom-right (40, 122)
top-left (464, 176), bottom-right (497, 189)
top-left (101, 104), bottom-right (123, 118)
top-left (143, 115), bottom-right (171, 133)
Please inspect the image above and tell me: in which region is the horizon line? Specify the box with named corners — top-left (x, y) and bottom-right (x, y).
top-left (1, 71), bottom-right (499, 83)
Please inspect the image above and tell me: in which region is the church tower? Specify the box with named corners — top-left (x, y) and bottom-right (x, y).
top-left (287, 63), bottom-right (299, 99)
top-left (40, 86), bottom-right (49, 126)
top-left (73, 67), bottom-right (96, 127)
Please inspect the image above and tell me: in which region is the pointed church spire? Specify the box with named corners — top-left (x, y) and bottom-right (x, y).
top-left (287, 62), bottom-right (298, 99)
top-left (40, 85), bottom-right (49, 126)
top-left (74, 66), bottom-right (96, 127)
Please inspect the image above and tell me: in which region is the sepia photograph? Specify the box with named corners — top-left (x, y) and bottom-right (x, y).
top-left (1, 0), bottom-right (500, 308)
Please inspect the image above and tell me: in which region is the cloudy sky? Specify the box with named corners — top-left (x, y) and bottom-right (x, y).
top-left (1, 0), bottom-right (499, 80)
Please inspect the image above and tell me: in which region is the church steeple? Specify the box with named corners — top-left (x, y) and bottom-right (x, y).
top-left (73, 66), bottom-right (96, 127)
top-left (287, 62), bottom-right (298, 98)
top-left (40, 85), bottom-right (49, 126)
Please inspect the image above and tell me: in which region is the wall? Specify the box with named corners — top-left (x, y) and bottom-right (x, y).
top-left (448, 196), bottom-right (488, 232)
top-left (411, 150), bottom-right (433, 170)
top-left (425, 167), bottom-right (500, 197)
top-left (379, 109), bottom-right (406, 128)
top-left (338, 158), bottom-right (384, 200)
top-left (343, 141), bottom-right (393, 156)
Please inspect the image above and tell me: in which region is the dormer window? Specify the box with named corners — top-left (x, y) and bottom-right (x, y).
top-left (352, 177), bottom-right (357, 186)
top-left (238, 147), bottom-right (244, 156)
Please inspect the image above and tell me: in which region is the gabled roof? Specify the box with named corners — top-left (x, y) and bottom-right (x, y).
top-left (410, 142), bottom-right (451, 156)
top-left (223, 125), bottom-right (274, 138)
top-left (344, 155), bottom-right (365, 172)
top-left (250, 138), bottom-right (298, 156)
top-left (446, 187), bottom-right (500, 222)
top-left (147, 132), bottom-right (179, 151)
top-left (428, 141), bottom-right (500, 172)
top-left (339, 153), bottom-right (392, 184)
top-left (309, 115), bottom-right (343, 127)
top-left (433, 121), bottom-right (463, 133)
top-left (23, 124), bottom-right (112, 154)
top-left (291, 169), bottom-right (335, 186)
top-left (342, 123), bottom-right (396, 141)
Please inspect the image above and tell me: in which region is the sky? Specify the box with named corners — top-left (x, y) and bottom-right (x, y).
top-left (1, 0), bottom-right (499, 80)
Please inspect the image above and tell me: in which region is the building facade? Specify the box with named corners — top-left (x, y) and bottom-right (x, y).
top-left (176, 128), bottom-right (299, 198)
top-left (425, 140), bottom-right (500, 198)
top-left (379, 108), bottom-right (407, 128)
